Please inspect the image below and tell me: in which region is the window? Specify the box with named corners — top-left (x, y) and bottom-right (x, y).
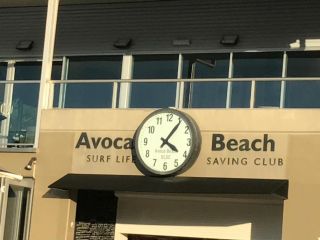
top-left (285, 51), bottom-right (320, 108)
top-left (130, 55), bottom-right (178, 108)
top-left (0, 62), bottom-right (6, 114)
top-left (0, 61), bottom-right (61, 148)
top-left (0, 63), bottom-right (6, 147)
top-left (182, 53), bottom-right (229, 108)
top-left (232, 52), bottom-right (283, 108)
top-left (0, 177), bottom-right (33, 240)
top-left (8, 62), bottom-right (41, 146)
top-left (54, 56), bottom-right (122, 108)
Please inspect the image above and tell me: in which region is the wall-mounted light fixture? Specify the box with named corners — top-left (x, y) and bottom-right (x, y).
top-left (220, 35), bottom-right (239, 46)
top-left (113, 38), bottom-right (132, 49)
top-left (25, 157), bottom-right (37, 170)
top-left (16, 40), bottom-right (34, 50)
top-left (172, 39), bottom-right (191, 46)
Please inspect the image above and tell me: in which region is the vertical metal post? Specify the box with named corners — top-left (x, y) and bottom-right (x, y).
top-left (280, 52), bottom-right (288, 108)
top-left (118, 55), bottom-right (133, 108)
top-left (250, 80), bottom-right (256, 108)
top-left (112, 81), bottom-right (118, 108)
top-left (226, 52), bottom-right (233, 108)
top-left (0, 61), bottom-right (14, 147)
top-left (176, 54), bottom-right (183, 109)
top-left (58, 56), bottom-right (68, 108)
top-left (34, 0), bottom-right (60, 148)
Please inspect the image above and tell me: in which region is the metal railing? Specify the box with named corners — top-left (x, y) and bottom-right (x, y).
top-left (1, 76), bottom-right (320, 148)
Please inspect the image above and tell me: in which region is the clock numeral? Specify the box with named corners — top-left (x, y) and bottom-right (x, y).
top-left (166, 113), bottom-right (173, 122)
top-left (183, 151), bottom-right (187, 158)
top-left (174, 159), bottom-right (179, 167)
top-left (185, 126), bottom-right (190, 134)
top-left (156, 117), bottom-right (162, 125)
top-left (143, 138), bottom-right (148, 146)
top-left (163, 162), bottom-right (167, 170)
top-left (148, 126), bottom-right (155, 134)
top-left (153, 159), bottom-right (157, 166)
top-left (146, 150), bottom-right (150, 158)
top-left (187, 138), bottom-right (191, 146)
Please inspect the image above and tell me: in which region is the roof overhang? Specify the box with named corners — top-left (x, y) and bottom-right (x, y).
top-left (49, 174), bottom-right (289, 199)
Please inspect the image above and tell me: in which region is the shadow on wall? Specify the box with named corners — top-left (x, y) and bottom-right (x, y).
top-left (116, 196), bottom-right (284, 240)
top-left (42, 188), bottom-right (75, 200)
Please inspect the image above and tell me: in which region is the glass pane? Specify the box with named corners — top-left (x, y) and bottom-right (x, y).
top-left (182, 54), bottom-right (229, 108)
top-left (233, 52), bottom-right (283, 78)
top-left (4, 186), bottom-right (30, 240)
top-left (52, 62), bottom-right (63, 108)
top-left (232, 52), bottom-right (283, 108)
top-left (18, 188), bottom-right (30, 240)
top-left (0, 81), bottom-right (5, 114)
top-left (0, 63), bottom-right (7, 145)
top-left (63, 56), bottom-right (122, 108)
top-left (130, 55), bottom-right (178, 108)
top-left (230, 81), bottom-right (251, 108)
top-left (0, 63), bottom-right (6, 105)
top-left (8, 62), bottom-right (40, 146)
top-left (255, 81), bottom-right (281, 108)
top-left (9, 84), bottom-right (39, 146)
top-left (287, 51), bottom-right (320, 77)
top-left (14, 62), bottom-right (41, 80)
top-left (286, 52), bottom-right (320, 108)
top-left (0, 62), bottom-right (7, 80)
top-left (52, 61), bottom-right (62, 80)
top-left (65, 83), bottom-right (114, 108)
top-left (285, 81), bottom-right (320, 108)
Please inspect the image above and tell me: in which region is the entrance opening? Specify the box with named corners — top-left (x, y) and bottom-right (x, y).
top-left (0, 176), bottom-right (33, 240)
top-left (74, 190), bottom-right (117, 239)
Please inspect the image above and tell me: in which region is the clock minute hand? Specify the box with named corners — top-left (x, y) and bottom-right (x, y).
top-left (160, 119), bottom-right (181, 148)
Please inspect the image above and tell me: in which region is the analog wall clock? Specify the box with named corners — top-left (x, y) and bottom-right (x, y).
top-left (134, 108), bottom-right (201, 176)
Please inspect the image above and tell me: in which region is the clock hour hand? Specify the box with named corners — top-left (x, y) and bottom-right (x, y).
top-left (160, 137), bottom-right (178, 152)
top-left (160, 119), bottom-right (181, 148)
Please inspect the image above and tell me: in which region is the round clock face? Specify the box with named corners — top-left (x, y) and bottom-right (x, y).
top-left (134, 108), bottom-right (201, 176)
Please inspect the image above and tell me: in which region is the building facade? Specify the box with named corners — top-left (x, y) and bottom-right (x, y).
top-left (0, 0), bottom-right (320, 239)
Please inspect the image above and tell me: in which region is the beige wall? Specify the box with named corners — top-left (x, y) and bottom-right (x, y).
top-left (115, 193), bottom-right (284, 240)
top-left (283, 134), bottom-right (320, 240)
top-left (28, 132), bottom-right (76, 240)
top-left (0, 151), bottom-right (36, 178)
top-left (2, 108), bottom-right (320, 239)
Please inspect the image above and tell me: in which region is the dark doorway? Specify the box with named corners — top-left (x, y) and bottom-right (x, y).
top-left (74, 190), bottom-right (117, 240)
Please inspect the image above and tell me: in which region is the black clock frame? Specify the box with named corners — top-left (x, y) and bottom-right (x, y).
top-left (133, 108), bottom-right (202, 177)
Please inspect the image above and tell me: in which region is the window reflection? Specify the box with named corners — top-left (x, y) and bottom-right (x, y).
top-left (56, 56), bottom-right (122, 108)
top-left (0, 63), bottom-right (6, 111)
top-left (4, 186), bottom-right (31, 240)
top-left (0, 64), bottom-right (6, 143)
top-left (8, 62), bottom-right (41, 146)
top-left (52, 62), bottom-right (63, 108)
top-left (182, 54), bottom-right (229, 108)
top-left (286, 52), bottom-right (320, 108)
top-left (130, 55), bottom-right (178, 108)
top-left (0, 63), bottom-right (6, 79)
top-left (233, 52), bottom-right (282, 108)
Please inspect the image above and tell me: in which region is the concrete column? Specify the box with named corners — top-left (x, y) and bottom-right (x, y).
top-left (34, 0), bottom-right (60, 148)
